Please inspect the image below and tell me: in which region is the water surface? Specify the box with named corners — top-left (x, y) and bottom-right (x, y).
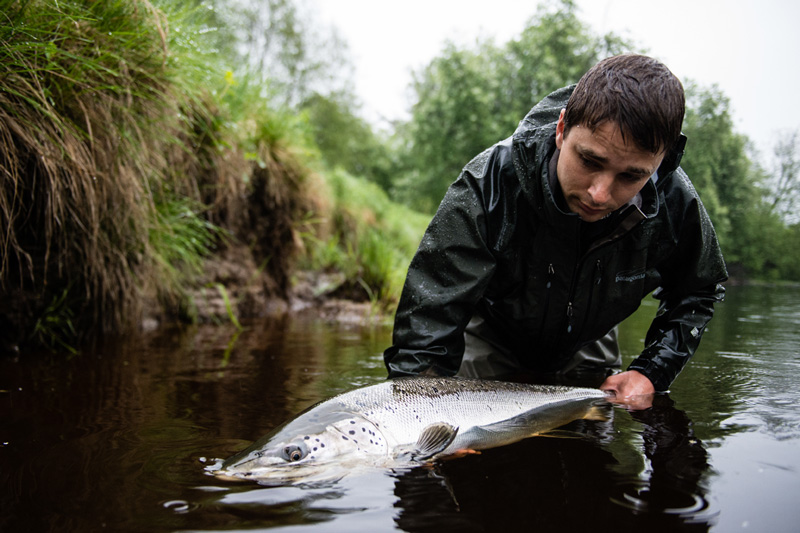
top-left (1, 285), bottom-right (799, 532)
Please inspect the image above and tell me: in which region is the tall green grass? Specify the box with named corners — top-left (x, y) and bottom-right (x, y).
top-left (299, 168), bottom-right (430, 307)
top-left (0, 0), bottom-right (237, 346)
top-left (0, 0), bottom-right (430, 351)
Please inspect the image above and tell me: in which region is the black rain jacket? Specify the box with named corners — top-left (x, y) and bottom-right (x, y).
top-left (384, 86), bottom-right (728, 391)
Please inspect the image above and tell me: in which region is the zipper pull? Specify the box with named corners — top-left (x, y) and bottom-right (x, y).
top-left (566, 302), bottom-right (574, 333)
top-left (546, 264), bottom-right (554, 288)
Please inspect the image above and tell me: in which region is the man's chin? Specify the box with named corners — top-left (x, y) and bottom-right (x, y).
top-left (576, 207), bottom-right (610, 222)
top-left (566, 198), bottom-right (612, 222)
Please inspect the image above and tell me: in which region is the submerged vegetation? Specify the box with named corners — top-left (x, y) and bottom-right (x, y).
top-left (1, 0), bottom-right (798, 353)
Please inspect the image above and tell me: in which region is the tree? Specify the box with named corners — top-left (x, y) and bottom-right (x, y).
top-left (395, 0), bottom-right (635, 212)
top-left (301, 92), bottom-right (396, 191)
top-left (680, 83), bottom-right (761, 265)
top-left (399, 40), bottom-right (502, 212)
top-left (680, 85), bottom-right (800, 280)
top-left (496, 0), bottom-right (632, 127)
top-left (204, 0), bottom-right (353, 108)
top-left (764, 129), bottom-right (800, 224)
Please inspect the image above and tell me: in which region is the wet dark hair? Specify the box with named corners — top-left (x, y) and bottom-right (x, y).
top-left (563, 54), bottom-right (685, 154)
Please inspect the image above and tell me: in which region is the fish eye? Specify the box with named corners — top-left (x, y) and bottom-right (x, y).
top-left (282, 444), bottom-right (307, 462)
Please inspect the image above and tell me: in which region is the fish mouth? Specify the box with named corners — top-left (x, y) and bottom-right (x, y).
top-left (212, 470), bottom-right (249, 482)
top-left (212, 464), bottom-right (349, 486)
top-left (208, 454), bottom-right (380, 486)
top-left (204, 456), bottom-right (265, 482)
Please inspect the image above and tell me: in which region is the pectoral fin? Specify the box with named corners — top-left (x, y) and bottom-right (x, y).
top-left (396, 422), bottom-right (459, 461)
top-left (582, 405), bottom-right (609, 422)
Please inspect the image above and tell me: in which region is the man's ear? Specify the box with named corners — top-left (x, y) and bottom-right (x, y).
top-left (555, 108), bottom-right (567, 149)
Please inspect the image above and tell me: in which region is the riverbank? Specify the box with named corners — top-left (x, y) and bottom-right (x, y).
top-left (148, 242), bottom-right (392, 333)
top-left (0, 1), bottom-right (427, 354)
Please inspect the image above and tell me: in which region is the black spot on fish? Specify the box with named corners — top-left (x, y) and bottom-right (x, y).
top-left (321, 443), bottom-right (325, 448)
top-left (313, 447), bottom-right (318, 451)
top-left (349, 430), bottom-right (355, 435)
top-left (362, 428), bottom-right (366, 432)
top-left (304, 436), bottom-right (310, 440)
top-left (350, 420), bottom-right (356, 424)
top-left (342, 436), bottom-right (348, 440)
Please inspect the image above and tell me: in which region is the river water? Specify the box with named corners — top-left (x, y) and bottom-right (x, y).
top-left (1, 284), bottom-right (799, 532)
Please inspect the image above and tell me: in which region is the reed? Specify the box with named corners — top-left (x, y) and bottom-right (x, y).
top-left (0, 0), bottom-right (240, 346)
top-left (0, 0), bottom-right (427, 351)
top-left (299, 168), bottom-right (430, 307)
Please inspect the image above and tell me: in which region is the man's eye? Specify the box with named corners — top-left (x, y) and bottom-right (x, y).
top-left (580, 156), bottom-right (600, 169)
top-left (620, 173), bottom-right (647, 183)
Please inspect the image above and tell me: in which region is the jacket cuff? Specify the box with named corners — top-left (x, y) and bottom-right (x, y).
top-left (627, 356), bottom-right (672, 392)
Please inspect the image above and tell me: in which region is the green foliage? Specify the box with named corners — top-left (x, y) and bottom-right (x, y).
top-left (31, 288), bottom-right (78, 354)
top-left (394, 0), bottom-right (636, 212)
top-left (212, 282), bottom-right (243, 329)
top-left (680, 83), bottom-right (747, 252)
top-left (208, 0), bottom-right (352, 108)
top-left (763, 129), bottom-right (800, 224)
top-left (6, 0), bottom-right (800, 356)
top-left (388, 0), bottom-right (799, 281)
top-left (400, 40), bottom-right (501, 212)
top-left (301, 92), bottom-right (396, 191)
top-left (0, 0), bottom-right (215, 337)
top-left (0, 0), bottom-right (309, 349)
top-left (148, 195), bottom-right (220, 317)
top-left (299, 169), bottom-right (430, 306)
top-left (496, 0), bottom-right (632, 127)
top-left (679, 83), bottom-right (800, 280)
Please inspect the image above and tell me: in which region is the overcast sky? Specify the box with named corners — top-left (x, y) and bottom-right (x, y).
top-left (311, 0), bottom-right (799, 161)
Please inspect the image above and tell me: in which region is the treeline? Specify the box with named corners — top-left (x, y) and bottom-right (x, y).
top-left (1, 0), bottom-right (797, 352)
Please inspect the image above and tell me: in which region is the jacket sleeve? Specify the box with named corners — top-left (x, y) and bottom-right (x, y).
top-left (627, 171), bottom-right (727, 391)
top-left (383, 165), bottom-right (498, 378)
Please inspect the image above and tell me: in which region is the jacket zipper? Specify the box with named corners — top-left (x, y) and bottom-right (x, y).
top-left (537, 263), bottom-right (555, 341)
top-left (556, 208), bottom-right (646, 355)
top-left (562, 237), bottom-right (615, 350)
top-left (577, 260), bottom-right (603, 337)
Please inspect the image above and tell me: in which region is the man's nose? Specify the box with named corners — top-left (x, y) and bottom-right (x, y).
top-left (587, 174), bottom-right (614, 205)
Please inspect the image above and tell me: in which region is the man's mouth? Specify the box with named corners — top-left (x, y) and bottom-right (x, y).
top-left (577, 202), bottom-right (607, 218)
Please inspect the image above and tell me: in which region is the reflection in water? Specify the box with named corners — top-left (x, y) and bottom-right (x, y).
top-left (391, 396), bottom-right (714, 532)
top-left (1, 285), bottom-right (800, 531)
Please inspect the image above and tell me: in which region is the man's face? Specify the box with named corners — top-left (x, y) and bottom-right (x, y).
top-left (554, 109), bottom-right (665, 222)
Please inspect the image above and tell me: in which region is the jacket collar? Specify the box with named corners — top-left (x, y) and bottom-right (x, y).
top-left (512, 84), bottom-right (672, 229)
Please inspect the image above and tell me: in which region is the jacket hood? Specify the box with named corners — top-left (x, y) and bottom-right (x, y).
top-left (510, 84), bottom-right (686, 224)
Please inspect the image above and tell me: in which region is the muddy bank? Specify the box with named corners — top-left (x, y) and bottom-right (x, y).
top-left (139, 243), bottom-right (390, 333)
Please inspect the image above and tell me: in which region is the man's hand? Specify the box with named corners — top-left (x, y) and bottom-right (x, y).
top-left (600, 370), bottom-right (655, 410)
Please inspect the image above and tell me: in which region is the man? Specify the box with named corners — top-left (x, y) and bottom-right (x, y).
top-left (383, 54), bottom-right (727, 406)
